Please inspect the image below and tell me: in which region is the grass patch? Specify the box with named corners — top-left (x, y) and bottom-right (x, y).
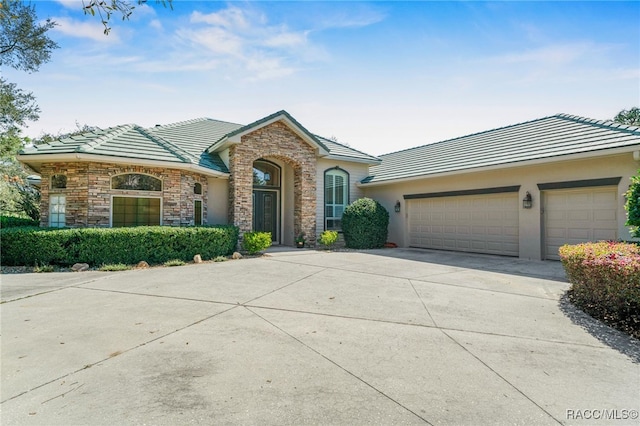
top-left (213, 256), bottom-right (227, 262)
top-left (164, 259), bottom-right (186, 267)
top-left (34, 263), bottom-right (54, 273)
top-left (99, 263), bottom-right (131, 272)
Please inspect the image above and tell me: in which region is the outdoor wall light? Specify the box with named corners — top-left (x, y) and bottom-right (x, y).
top-left (395, 200), bottom-right (401, 213)
top-left (522, 191), bottom-right (533, 209)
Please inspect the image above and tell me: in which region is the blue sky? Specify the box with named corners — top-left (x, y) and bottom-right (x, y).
top-left (5, 0), bottom-right (639, 155)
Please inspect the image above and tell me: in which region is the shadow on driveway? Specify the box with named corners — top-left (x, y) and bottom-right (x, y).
top-left (558, 294), bottom-right (640, 364)
top-left (364, 247), bottom-right (568, 282)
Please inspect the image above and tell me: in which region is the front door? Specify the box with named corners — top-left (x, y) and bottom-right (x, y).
top-left (253, 190), bottom-right (278, 242)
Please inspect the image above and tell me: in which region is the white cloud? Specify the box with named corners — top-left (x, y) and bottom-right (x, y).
top-left (191, 8), bottom-right (252, 30)
top-left (52, 17), bottom-right (120, 42)
top-left (55, 0), bottom-right (82, 9)
top-left (263, 30), bottom-right (309, 48)
top-left (315, 9), bottom-right (386, 30)
top-left (175, 6), bottom-right (321, 80)
top-left (149, 19), bottom-right (163, 31)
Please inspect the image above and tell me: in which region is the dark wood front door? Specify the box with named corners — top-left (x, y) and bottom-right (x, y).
top-left (253, 190), bottom-right (278, 242)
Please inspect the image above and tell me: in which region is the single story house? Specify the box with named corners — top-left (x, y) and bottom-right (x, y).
top-left (18, 110), bottom-right (640, 260)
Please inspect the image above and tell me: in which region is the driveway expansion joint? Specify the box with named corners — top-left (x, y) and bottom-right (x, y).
top-left (246, 306), bottom-right (433, 425)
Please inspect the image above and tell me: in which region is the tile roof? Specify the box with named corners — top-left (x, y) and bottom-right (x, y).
top-left (20, 125), bottom-right (192, 164)
top-left (362, 114), bottom-right (640, 185)
top-left (20, 112), bottom-right (379, 172)
top-left (315, 135), bottom-right (380, 164)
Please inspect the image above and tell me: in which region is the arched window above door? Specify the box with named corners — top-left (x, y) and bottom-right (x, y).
top-left (253, 159), bottom-right (281, 187)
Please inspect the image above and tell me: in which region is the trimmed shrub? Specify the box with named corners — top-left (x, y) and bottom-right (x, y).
top-left (319, 230), bottom-right (338, 248)
top-left (559, 241), bottom-right (640, 338)
top-left (341, 198), bottom-right (389, 249)
top-left (1, 215), bottom-right (39, 228)
top-left (0, 225), bottom-right (239, 266)
top-left (241, 231), bottom-right (272, 254)
top-left (625, 170), bottom-right (640, 238)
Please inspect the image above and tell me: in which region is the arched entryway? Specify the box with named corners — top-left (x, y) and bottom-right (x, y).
top-left (252, 159), bottom-right (281, 243)
top-left (227, 120), bottom-right (318, 247)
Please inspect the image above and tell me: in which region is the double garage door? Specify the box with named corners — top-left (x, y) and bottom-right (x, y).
top-left (407, 185), bottom-right (619, 259)
top-left (407, 192), bottom-right (520, 257)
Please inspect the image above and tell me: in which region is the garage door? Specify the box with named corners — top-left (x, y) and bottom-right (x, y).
top-left (408, 193), bottom-right (519, 256)
top-left (543, 186), bottom-right (618, 260)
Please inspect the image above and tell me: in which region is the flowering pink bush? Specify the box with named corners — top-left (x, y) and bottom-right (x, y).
top-left (559, 241), bottom-right (640, 338)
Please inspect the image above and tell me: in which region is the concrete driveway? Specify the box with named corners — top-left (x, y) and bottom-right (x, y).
top-left (1, 248), bottom-right (639, 425)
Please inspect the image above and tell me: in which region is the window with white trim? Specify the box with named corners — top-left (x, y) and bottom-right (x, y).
top-left (325, 168), bottom-right (349, 230)
top-left (49, 195), bottom-right (66, 228)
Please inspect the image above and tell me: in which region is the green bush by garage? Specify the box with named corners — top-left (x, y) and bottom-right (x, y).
top-left (341, 197), bottom-right (389, 249)
top-left (0, 225), bottom-right (239, 266)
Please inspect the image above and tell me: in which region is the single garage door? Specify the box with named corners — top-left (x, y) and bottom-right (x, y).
top-left (407, 192), bottom-right (519, 256)
top-left (543, 186), bottom-right (618, 260)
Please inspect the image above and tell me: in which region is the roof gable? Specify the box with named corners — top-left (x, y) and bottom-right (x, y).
top-left (206, 110), bottom-right (330, 156)
top-left (362, 114), bottom-right (640, 185)
top-left (18, 111), bottom-right (380, 170)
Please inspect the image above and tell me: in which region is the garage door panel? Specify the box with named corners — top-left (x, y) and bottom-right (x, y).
top-left (544, 186), bottom-right (618, 260)
top-left (408, 193), bottom-right (519, 256)
top-left (594, 191), bottom-right (617, 203)
top-left (594, 229), bottom-right (617, 240)
top-left (594, 210), bottom-right (616, 221)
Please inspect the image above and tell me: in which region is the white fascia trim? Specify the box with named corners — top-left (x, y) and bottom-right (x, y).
top-left (17, 153), bottom-right (229, 179)
top-left (358, 146), bottom-right (640, 188)
top-left (324, 154), bottom-right (382, 165)
top-left (208, 115), bottom-right (330, 156)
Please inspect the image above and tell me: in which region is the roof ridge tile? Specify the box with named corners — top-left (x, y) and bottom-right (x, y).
top-left (136, 126), bottom-right (195, 163)
top-left (76, 124), bottom-right (136, 153)
top-left (150, 117), bottom-right (243, 130)
top-left (315, 134), bottom-right (381, 161)
top-left (555, 113), bottom-right (640, 134)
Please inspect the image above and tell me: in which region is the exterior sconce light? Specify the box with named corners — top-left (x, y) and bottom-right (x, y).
top-left (394, 200), bottom-right (401, 213)
top-left (522, 191), bottom-right (533, 209)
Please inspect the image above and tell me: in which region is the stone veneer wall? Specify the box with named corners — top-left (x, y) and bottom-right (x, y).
top-left (228, 121), bottom-right (317, 245)
top-left (39, 162), bottom-right (208, 227)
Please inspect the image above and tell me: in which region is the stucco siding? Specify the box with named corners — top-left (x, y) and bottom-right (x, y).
top-left (207, 177), bottom-right (229, 225)
top-left (315, 159), bottom-right (370, 239)
top-left (363, 153), bottom-right (639, 260)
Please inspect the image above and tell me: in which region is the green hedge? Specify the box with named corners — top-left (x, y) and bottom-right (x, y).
top-left (559, 241), bottom-right (640, 339)
top-left (342, 198), bottom-right (389, 249)
top-left (1, 215), bottom-right (39, 228)
top-left (0, 225), bottom-right (239, 266)
top-left (241, 231), bottom-right (272, 254)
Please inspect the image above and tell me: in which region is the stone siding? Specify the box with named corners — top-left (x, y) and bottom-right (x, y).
top-left (228, 121), bottom-right (318, 245)
top-left (39, 162), bottom-right (209, 227)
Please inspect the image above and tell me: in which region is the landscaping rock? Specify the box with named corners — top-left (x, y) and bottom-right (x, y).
top-left (232, 252), bottom-right (243, 260)
top-left (193, 254), bottom-right (203, 264)
top-left (135, 261), bottom-right (149, 269)
top-left (71, 263), bottom-right (90, 272)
